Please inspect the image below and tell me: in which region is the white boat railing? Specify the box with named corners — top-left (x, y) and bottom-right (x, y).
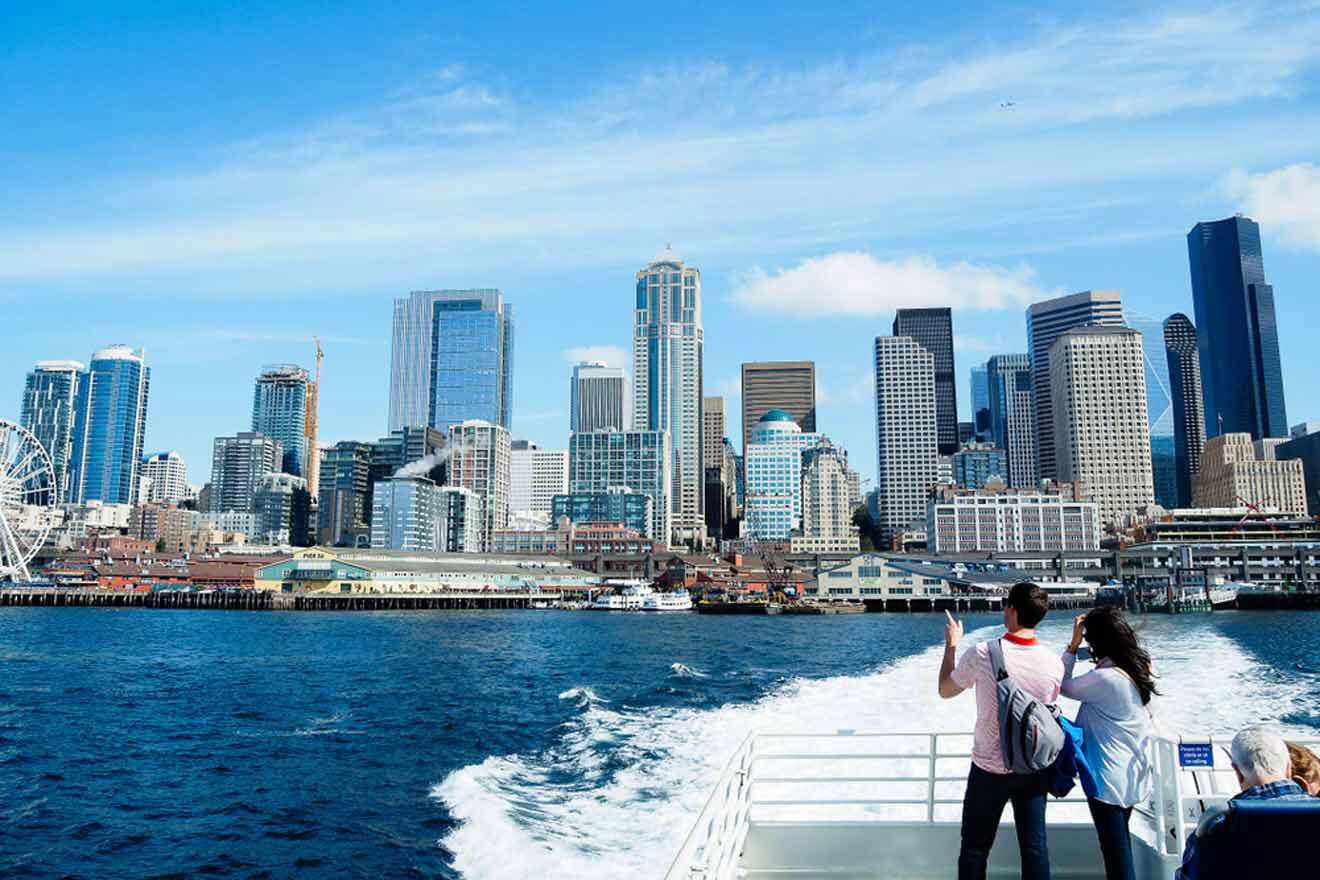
top-left (663, 730), bottom-right (1320, 880)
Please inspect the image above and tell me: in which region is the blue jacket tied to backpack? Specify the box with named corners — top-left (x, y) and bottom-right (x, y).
top-left (1050, 715), bottom-right (1099, 799)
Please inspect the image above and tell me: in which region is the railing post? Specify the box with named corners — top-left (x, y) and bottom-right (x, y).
top-left (928, 733), bottom-right (938, 823)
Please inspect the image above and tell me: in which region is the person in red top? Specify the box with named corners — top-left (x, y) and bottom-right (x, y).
top-left (938, 582), bottom-right (1065, 880)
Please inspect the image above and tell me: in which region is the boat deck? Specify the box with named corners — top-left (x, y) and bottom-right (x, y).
top-left (666, 731), bottom-right (1318, 880)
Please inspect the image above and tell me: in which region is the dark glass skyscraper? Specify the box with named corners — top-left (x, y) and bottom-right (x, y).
top-left (1164, 313), bottom-right (1205, 508)
top-left (970, 363), bottom-right (991, 441)
top-left (1187, 216), bottom-right (1287, 439)
top-left (893, 308), bottom-right (957, 455)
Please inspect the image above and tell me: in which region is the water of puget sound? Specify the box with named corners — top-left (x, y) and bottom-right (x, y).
top-left (1, 608), bottom-right (1317, 879)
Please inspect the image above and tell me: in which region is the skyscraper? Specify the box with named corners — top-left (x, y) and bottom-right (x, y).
top-left (140, 451), bottom-right (188, 504)
top-left (371, 476), bottom-right (445, 552)
top-left (970, 363), bottom-right (991, 441)
top-left (568, 429), bottom-right (671, 542)
top-left (318, 440), bottom-right (373, 546)
top-left (1187, 216), bottom-right (1288, 440)
top-left (509, 441), bottom-right (569, 522)
top-left (252, 365), bottom-right (309, 476)
top-left (873, 336), bottom-right (938, 542)
top-left (1164, 313), bottom-right (1205, 508)
top-left (447, 419), bottom-right (512, 551)
top-left (796, 443), bottom-right (860, 554)
top-left (632, 247), bottom-right (703, 544)
top-left (21, 360), bottom-right (84, 504)
top-left (209, 432), bottom-right (282, 515)
top-left (68, 345), bottom-right (151, 505)
top-left (570, 361), bottom-right (626, 433)
top-left (743, 410), bottom-right (825, 540)
top-left (1128, 315), bottom-right (1178, 509)
top-left (703, 396), bottom-right (726, 468)
top-left (986, 354), bottom-right (1037, 489)
top-left (388, 289), bottom-right (515, 432)
top-left (1049, 327), bottom-right (1153, 527)
top-left (252, 472), bottom-right (311, 545)
top-left (740, 361), bottom-right (816, 455)
top-left (1027, 290), bottom-right (1125, 480)
top-left (893, 308), bottom-right (958, 455)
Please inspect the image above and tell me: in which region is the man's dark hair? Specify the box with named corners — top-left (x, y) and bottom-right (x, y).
top-left (1007, 581), bottom-right (1049, 628)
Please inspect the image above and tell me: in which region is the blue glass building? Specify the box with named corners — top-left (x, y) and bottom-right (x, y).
top-left (1187, 216), bottom-right (1288, 439)
top-left (21, 360), bottom-right (84, 504)
top-left (969, 363), bottom-right (991, 441)
top-left (1128, 315), bottom-right (1178, 508)
top-left (68, 345), bottom-right (150, 505)
top-left (388, 289), bottom-right (514, 433)
top-left (252, 365), bottom-right (309, 476)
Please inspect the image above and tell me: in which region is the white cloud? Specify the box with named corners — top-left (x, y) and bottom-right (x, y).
top-left (3, 3), bottom-right (1320, 286)
top-left (562, 345), bottom-right (629, 369)
top-left (1224, 163), bottom-right (1320, 251)
top-left (732, 252), bottom-right (1049, 316)
top-left (953, 333), bottom-right (1013, 354)
top-left (817, 368), bottom-right (875, 406)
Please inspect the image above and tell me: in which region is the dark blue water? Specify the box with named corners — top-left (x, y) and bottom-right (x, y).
top-left (0, 609), bottom-right (1315, 879)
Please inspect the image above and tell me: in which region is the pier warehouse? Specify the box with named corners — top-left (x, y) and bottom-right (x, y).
top-left (254, 547), bottom-right (601, 595)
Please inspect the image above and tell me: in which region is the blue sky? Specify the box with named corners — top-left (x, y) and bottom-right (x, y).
top-left (4, 1), bottom-right (1320, 489)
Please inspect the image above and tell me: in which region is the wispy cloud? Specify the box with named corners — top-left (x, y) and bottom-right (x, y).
top-left (953, 333), bottom-right (1014, 354)
top-left (732, 252), bottom-right (1049, 316)
top-left (2, 3), bottom-right (1319, 287)
top-left (562, 345), bottom-right (629, 368)
top-left (1223, 163), bottom-right (1320, 251)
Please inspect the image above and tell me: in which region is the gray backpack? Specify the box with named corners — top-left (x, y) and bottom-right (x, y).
top-left (987, 638), bottom-right (1064, 773)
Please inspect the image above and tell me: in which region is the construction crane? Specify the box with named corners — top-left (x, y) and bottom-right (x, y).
top-left (305, 337), bottom-right (323, 496)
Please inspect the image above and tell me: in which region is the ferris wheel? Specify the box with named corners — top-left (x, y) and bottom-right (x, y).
top-left (0, 418), bottom-right (57, 582)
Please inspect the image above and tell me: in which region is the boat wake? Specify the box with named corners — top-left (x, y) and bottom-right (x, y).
top-left (667, 663), bottom-right (709, 679)
top-left (432, 624), bottom-right (1317, 880)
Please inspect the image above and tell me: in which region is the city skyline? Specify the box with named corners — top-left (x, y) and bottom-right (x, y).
top-left (4, 3), bottom-right (1320, 494)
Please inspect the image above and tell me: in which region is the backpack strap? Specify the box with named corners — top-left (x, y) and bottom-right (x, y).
top-left (987, 638), bottom-right (1010, 682)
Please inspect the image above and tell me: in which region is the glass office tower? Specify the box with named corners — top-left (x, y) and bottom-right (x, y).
top-left (893, 308), bottom-right (958, 455)
top-left (1187, 216), bottom-right (1287, 439)
top-left (1164, 313), bottom-right (1205, 508)
top-left (388, 289), bottom-right (514, 432)
top-left (68, 345), bottom-right (150, 505)
top-left (1129, 314), bottom-right (1178, 509)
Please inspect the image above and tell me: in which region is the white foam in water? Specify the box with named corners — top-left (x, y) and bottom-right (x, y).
top-left (432, 621), bottom-right (1317, 880)
top-left (667, 663), bottom-right (708, 679)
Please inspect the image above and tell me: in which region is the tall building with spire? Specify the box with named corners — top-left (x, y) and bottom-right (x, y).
top-left (632, 246), bottom-right (704, 545)
top-left (388, 289), bottom-right (514, 433)
top-left (1187, 216), bottom-right (1288, 440)
top-left (68, 345), bottom-right (150, 505)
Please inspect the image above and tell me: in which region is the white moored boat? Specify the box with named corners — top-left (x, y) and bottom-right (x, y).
top-left (642, 589), bottom-right (693, 612)
top-left (591, 582), bottom-right (655, 611)
top-left (665, 730), bottom-right (1320, 879)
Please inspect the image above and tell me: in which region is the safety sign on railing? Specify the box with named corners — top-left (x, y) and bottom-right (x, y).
top-left (1177, 742), bottom-right (1215, 768)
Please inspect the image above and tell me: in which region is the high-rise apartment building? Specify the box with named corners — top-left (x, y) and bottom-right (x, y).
top-left (1027, 291), bottom-right (1125, 480)
top-left (794, 443), bottom-right (860, 554)
top-left (509, 441), bottom-right (569, 521)
top-left (252, 472), bottom-right (311, 545)
top-left (740, 361), bottom-right (816, 455)
top-left (140, 451), bottom-right (188, 504)
top-left (873, 336), bottom-right (938, 542)
top-left (388, 289), bottom-right (515, 432)
top-left (447, 419), bottom-right (511, 551)
top-left (986, 354), bottom-right (1037, 490)
top-left (369, 426), bottom-right (447, 486)
top-left (209, 432), bottom-right (282, 515)
top-left (371, 476), bottom-right (444, 551)
top-left (551, 489), bottom-right (653, 537)
top-left (571, 361), bottom-right (626, 433)
top-left (568, 429), bottom-right (671, 543)
top-left (703, 396), bottom-right (726, 468)
top-left (21, 360), bottom-right (84, 504)
top-left (970, 363), bottom-right (991, 441)
top-left (742, 410), bottom-right (825, 540)
top-left (893, 308), bottom-right (958, 455)
top-left (1164, 313), bottom-right (1205, 508)
top-left (252, 365), bottom-right (310, 476)
top-left (1194, 433), bottom-right (1306, 515)
top-left (318, 441), bottom-right (373, 546)
top-left (952, 443), bottom-right (1009, 490)
top-left (1128, 316), bottom-right (1178, 509)
top-left (1049, 327), bottom-right (1153, 527)
top-left (632, 248), bottom-right (703, 543)
top-left (68, 346), bottom-right (151, 506)
top-left (1187, 216), bottom-right (1287, 440)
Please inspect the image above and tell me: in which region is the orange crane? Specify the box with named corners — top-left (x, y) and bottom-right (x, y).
top-left (305, 337), bottom-right (323, 495)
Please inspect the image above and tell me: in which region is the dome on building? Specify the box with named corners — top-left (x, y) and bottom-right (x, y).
top-left (751, 409), bottom-right (802, 441)
top-left (759, 409), bottom-right (796, 423)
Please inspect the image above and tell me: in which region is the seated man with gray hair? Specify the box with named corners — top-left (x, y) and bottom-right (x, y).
top-left (1175, 725), bottom-right (1314, 880)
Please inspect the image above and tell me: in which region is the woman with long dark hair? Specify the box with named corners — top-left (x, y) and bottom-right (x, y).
top-left (1063, 606), bottom-right (1158, 880)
